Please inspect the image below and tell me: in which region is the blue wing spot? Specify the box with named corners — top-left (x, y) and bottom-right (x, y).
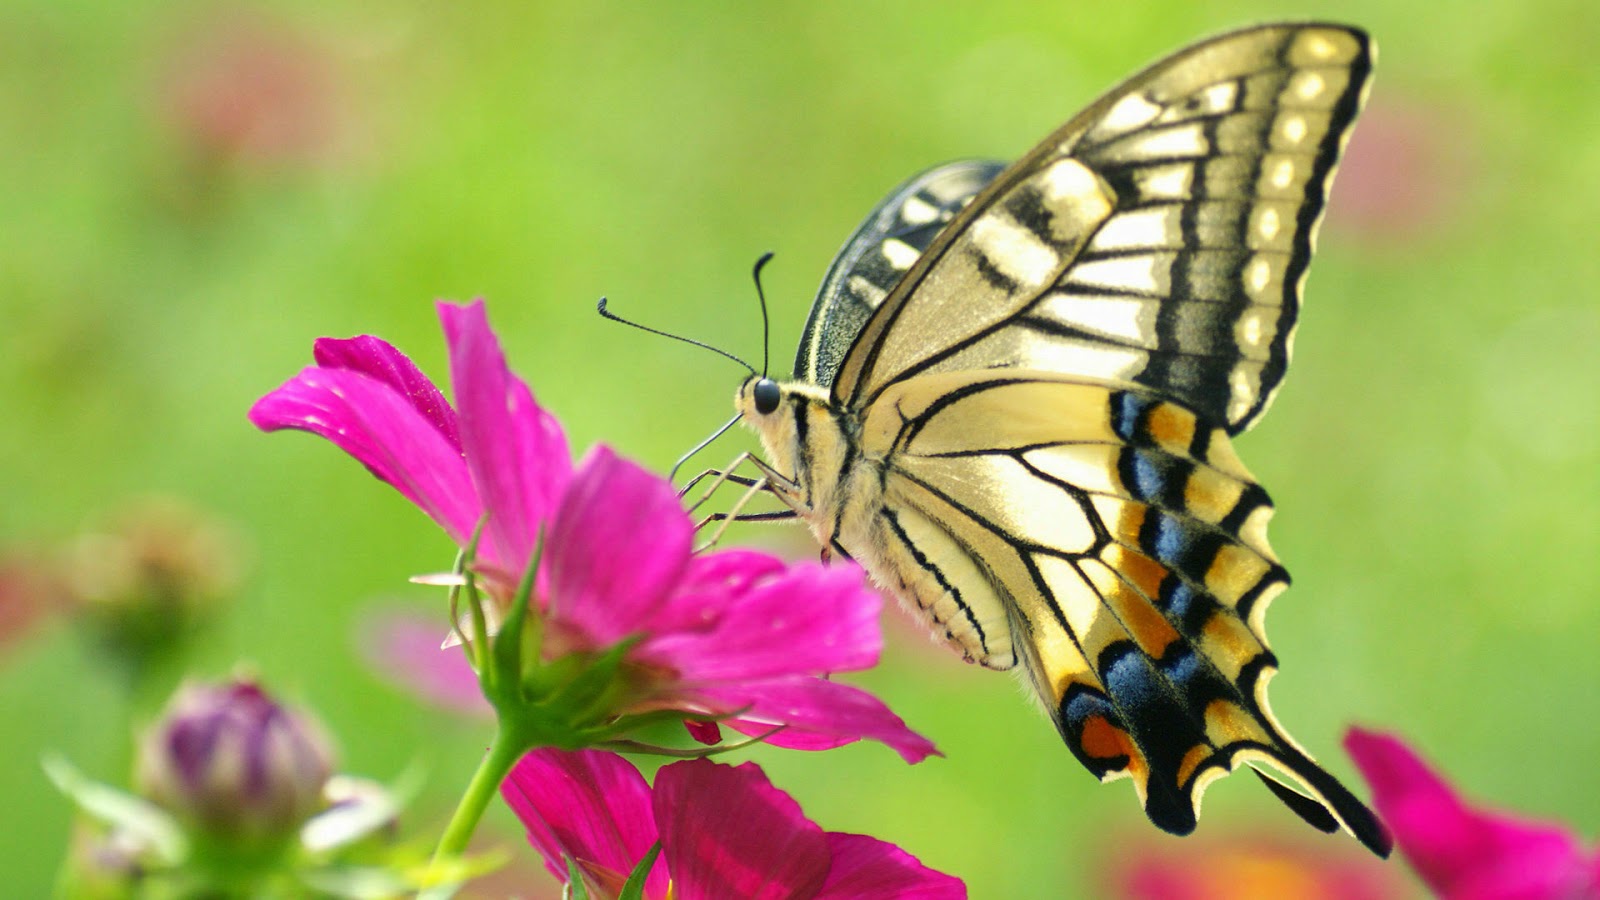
top-left (1159, 576), bottom-right (1219, 637)
top-left (1109, 390), bottom-right (1157, 443)
top-left (1119, 447), bottom-right (1194, 508)
top-left (1098, 643), bottom-right (1203, 835)
top-left (1140, 510), bottom-right (1225, 585)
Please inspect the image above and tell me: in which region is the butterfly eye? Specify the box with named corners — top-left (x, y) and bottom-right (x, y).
top-left (752, 378), bottom-right (782, 415)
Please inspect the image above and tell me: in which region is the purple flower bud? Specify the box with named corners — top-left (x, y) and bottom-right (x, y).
top-left (136, 678), bottom-right (334, 844)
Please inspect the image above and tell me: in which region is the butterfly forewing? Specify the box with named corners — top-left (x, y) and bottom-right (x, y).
top-left (797, 159), bottom-right (1004, 387)
top-left (832, 23), bottom-right (1373, 435)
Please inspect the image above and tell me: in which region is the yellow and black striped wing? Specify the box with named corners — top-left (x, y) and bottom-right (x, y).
top-left (859, 370), bottom-right (1388, 854)
top-left (831, 23), bottom-right (1373, 436)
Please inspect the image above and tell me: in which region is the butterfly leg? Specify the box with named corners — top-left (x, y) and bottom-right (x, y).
top-left (679, 452), bottom-right (801, 514)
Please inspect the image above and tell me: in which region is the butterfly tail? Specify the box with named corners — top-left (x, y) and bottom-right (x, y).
top-left (1248, 742), bottom-right (1393, 857)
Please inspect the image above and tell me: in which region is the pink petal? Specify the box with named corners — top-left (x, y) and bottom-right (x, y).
top-left (697, 679), bottom-right (938, 764)
top-left (1345, 728), bottom-right (1593, 898)
top-left (312, 335), bottom-right (460, 451)
top-left (684, 720), bottom-right (722, 745)
top-left (439, 300), bottom-right (571, 576)
top-left (642, 550), bottom-right (789, 637)
top-left (815, 832), bottom-right (965, 900)
top-left (654, 759), bottom-right (829, 900)
top-left (361, 612), bottom-right (489, 716)
top-left (501, 749), bottom-right (665, 897)
top-left (645, 562), bottom-right (882, 681)
top-left (249, 366), bottom-right (479, 542)
top-left (546, 448), bottom-right (691, 645)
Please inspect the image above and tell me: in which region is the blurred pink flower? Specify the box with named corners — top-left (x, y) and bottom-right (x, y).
top-left (1325, 97), bottom-right (1471, 244)
top-left (362, 611), bottom-right (491, 716)
top-left (1106, 833), bottom-right (1401, 900)
top-left (159, 11), bottom-right (339, 166)
top-left (502, 748), bottom-right (965, 900)
top-left (1346, 727), bottom-right (1600, 899)
top-left (251, 301), bottom-right (935, 762)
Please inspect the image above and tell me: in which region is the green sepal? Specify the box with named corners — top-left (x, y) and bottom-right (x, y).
top-left (563, 857), bottom-right (591, 900)
top-left (43, 754), bottom-right (186, 865)
top-left (617, 841), bottom-right (662, 900)
top-left (488, 531), bottom-right (543, 706)
top-left (537, 635), bottom-right (643, 730)
top-left (450, 520), bottom-right (493, 679)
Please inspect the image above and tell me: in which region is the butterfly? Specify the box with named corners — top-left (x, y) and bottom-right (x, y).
top-left (721, 22), bottom-right (1388, 854)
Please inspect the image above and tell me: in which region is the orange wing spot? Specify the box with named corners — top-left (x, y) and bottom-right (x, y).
top-left (1079, 714), bottom-right (1134, 763)
top-left (1145, 402), bottom-right (1197, 453)
top-left (1176, 743), bottom-right (1213, 788)
top-left (1205, 542), bottom-right (1273, 604)
top-left (1204, 698), bottom-right (1269, 746)
top-left (1112, 586), bottom-right (1182, 658)
top-left (1085, 551), bottom-right (1181, 658)
top-left (1200, 611), bottom-right (1265, 680)
top-left (1115, 503), bottom-right (1148, 544)
top-left (1182, 466), bottom-right (1246, 525)
top-left (1102, 543), bottom-right (1168, 600)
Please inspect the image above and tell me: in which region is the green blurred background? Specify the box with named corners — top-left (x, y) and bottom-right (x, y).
top-left (4, 0), bottom-right (1597, 896)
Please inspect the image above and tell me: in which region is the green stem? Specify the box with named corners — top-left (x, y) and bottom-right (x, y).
top-left (431, 722), bottom-right (527, 866)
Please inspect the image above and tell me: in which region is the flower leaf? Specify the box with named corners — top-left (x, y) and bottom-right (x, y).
top-left (617, 841), bottom-right (662, 900)
top-left (42, 754), bottom-right (187, 865)
top-left (563, 857), bottom-right (591, 900)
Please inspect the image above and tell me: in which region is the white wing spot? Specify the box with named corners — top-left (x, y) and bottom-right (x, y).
top-left (1246, 256), bottom-right (1273, 294)
top-left (900, 196), bottom-right (939, 226)
top-left (1137, 163), bottom-right (1194, 200)
top-left (1281, 115), bottom-right (1308, 145)
top-left (1257, 207), bottom-right (1281, 241)
top-left (1292, 71), bottom-right (1326, 102)
top-left (882, 238), bottom-right (921, 270)
top-left (1100, 92), bottom-right (1163, 135)
top-left (846, 274), bottom-right (887, 306)
top-left (1302, 34), bottom-right (1337, 60)
top-left (1038, 292), bottom-right (1153, 345)
top-left (1235, 308), bottom-right (1270, 349)
top-left (1036, 157), bottom-right (1102, 205)
top-left (1270, 159), bottom-right (1296, 190)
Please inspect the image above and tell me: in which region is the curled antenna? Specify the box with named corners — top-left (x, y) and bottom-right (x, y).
top-left (598, 297), bottom-right (755, 374)
top-left (751, 251), bottom-right (775, 377)
top-left (669, 411), bottom-right (742, 482)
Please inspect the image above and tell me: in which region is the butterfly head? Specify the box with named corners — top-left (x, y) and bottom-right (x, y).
top-left (734, 373), bottom-right (785, 421)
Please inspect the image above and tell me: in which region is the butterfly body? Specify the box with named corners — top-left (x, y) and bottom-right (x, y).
top-left (732, 23), bottom-right (1388, 855)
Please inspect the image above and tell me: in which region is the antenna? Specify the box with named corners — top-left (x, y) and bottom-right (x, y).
top-left (597, 297), bottom-right (755, 374)
top-left (751, 251), bottom-right (774, 376)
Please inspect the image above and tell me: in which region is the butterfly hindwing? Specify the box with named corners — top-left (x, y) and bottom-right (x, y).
top-left (797, 159), bottom-right (1005, 388)
top-left (858, 370), bottom-right (1386, 850)
top-left (832, 24), bottom-right (1373, 435)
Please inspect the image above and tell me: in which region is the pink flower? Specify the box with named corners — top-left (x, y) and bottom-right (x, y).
top-left (501, 748), bottom-right (965, 899)
top-left (250, 301), bottom-right (934, 762)
top-left (1345, 728), bottom-right (1600, 899)
top-left (1104, 832), bottom-right (1402, 900)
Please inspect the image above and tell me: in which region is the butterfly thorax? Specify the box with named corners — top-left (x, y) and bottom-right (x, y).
top-left (736, 374), bottom-right (1014, 668)
top-left (735, 377), bottom-right (878, 553)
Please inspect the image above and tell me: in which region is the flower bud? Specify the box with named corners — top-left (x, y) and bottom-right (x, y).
top-left (136, 678), bottom-right (334, 846)
top-left (66, 498), bottom-right (244, 672)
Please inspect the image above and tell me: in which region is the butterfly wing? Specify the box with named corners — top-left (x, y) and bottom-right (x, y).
top-left (857, 369), bottom-right (1389, 854)
top-left (831, 23), bottom-right (1373, 435)
top-left (797, 159), bottom-right (1005, 387)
